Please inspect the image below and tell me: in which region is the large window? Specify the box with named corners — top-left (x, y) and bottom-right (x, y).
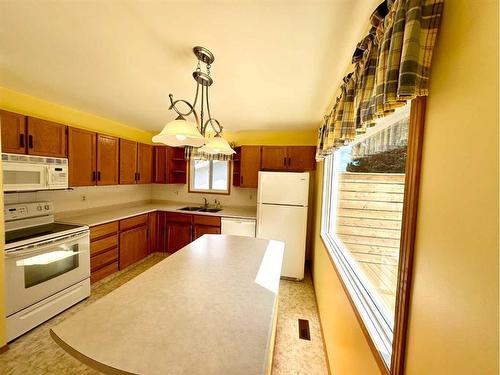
top-left (321, 104), bottom-right (411, 368)
top-left (189, 159), bottom-right (230, 194)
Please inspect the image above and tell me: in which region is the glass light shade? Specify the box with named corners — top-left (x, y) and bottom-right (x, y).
top-left (198, 135), bottom-right (235, 155)
top-left (152, 119), bottom-right (206, 147)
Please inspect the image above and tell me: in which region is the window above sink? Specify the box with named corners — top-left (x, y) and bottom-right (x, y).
top-left (189, 160), bottom-right (230, 194)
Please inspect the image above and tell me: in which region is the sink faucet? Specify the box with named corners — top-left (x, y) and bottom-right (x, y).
top-left (202, 197), bottom-right (208, 208)
top-left (214, 199), bottom-right (222, 209)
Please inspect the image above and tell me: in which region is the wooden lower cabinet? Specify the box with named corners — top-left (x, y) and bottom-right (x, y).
top-left (90, 261), bottom-right (119, 284)
top-left (193, 224), bottom-right (220, 240)
top-left (91, 248), bottom-right (119, 271)
top-left (166, 222), bottom-right (192, 253)
top-left (89, 212), bottom-right (223, 281)
top-left (148, 212), bottom-right (158, 254)
top-left (119, 224), bottom-right (148, 269)
top-left (90, 222), bottom-right (119, 283)
top-left (157, 211), bottom-right (167, 252)
top-left (163, 212), bottom-right (222, 252)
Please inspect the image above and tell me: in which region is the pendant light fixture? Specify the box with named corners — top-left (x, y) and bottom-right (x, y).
top-left (152, 46), bottom-right (235, 155)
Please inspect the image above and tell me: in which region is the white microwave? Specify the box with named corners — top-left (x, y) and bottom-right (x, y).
top-left (2, 153), bottom-right (68, 192)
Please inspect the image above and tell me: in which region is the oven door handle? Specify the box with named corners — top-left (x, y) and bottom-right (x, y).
top-left (5, 231), bottom-right (89, 258)
top-left (45, 165), bottom-right (50, 188)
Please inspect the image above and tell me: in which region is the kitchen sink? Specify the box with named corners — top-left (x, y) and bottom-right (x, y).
top-left (198, 208), bottom-right (222, 213)
top-left (179, 206), bottom-right (203, 211)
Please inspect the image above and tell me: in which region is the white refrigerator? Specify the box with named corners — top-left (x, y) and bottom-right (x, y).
top-left (256, 171), bottom-right (309, 280)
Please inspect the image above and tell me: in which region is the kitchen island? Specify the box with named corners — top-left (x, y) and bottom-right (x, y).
top-left (51, 235), bottom-right (284, 375)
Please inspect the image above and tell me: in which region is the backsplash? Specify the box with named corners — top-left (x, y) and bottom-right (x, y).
top-left (3, 184), bottom-right (256, 213)
top-left (151, 184), bottom-right (257, 207)
top-left (4, 185), bottom-right (152, 213)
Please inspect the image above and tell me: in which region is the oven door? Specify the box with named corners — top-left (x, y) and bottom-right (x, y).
top-left (4, 231), bottom-right (90, 316)
top-left (3, 161), bottom-right (48, 192)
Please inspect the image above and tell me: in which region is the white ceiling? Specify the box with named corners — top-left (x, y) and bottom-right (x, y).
top-left (0, 0), bottom-right (378, 133)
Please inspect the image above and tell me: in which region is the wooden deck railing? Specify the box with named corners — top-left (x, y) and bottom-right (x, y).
top-left (335, 172), bottom-right (405, 317)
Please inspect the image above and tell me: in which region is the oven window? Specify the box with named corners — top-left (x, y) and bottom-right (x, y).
top-left (4, 170), bottom-right (42, 185)
top-left (18, 244), bottom-right (80, 288)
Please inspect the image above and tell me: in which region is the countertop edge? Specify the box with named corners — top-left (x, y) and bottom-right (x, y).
top-left (57, 203), bottom-right (257, 227)
top-left (50, 330), bottom-right (131, 375)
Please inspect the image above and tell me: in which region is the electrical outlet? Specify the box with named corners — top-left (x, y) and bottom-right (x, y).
top-left (81, 194), bottom-right (87, 202)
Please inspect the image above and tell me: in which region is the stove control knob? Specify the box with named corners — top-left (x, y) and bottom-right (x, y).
top-left (37, 206), bottom-right (42, 211)
top-left (44, 204), bottom-right (50, 210)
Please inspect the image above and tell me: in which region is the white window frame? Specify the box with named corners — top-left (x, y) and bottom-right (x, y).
top-left (189, 159), bottom-right (230, 194)
top-left (320, 104), bottom-right (411, 369)
top-left (321, 153), bottom-right (394, 366)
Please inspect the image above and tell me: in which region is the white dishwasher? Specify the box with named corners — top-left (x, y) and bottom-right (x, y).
top-left (221, 217), bottom-right (256, 237)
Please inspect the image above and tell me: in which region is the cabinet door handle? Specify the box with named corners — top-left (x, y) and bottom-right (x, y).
top-left (92, 171), bottom-right (96, 181)
top-left (241, 175), bottom-right (243, 185)
top-left (137, 172), bottom-right (140, 181)
top-left (288, 157), bottom-right (291, 167)
top-left (28, 135), bottom-right (33, 149)
top-left (283, 157), bottom-right (286, 167)
top-left (19, 134), bottom-right (24, 148)
top-left (97, 171), bottom-right (101, 181)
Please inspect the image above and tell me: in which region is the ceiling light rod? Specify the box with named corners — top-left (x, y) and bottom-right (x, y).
top-left (152, 46), bottom-right (235, 155)
top-left (167, 46), bottom-right (223, 136)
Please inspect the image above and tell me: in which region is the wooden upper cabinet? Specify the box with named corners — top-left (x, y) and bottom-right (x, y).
top-left (288, 146), bottom-right (316, 171)
top-left (68, 127), bottom-right (97, 186)
top-left (97, 134), bottom-right (119, 185)
top-left (261, 146), bottom-right (316, 171)
top-left (0, 110), bottom-right (26, 154)
top-left (240, 146), bottom-right (261, 188)
top-left (261, 146), bottom-right (288, 170)
top-left (27, 117), bottom-right (67, 157)
top-left (137, 143), bottom-right (153, 184)
top-left (166, 146), bottom-right (187, 184)
top-left (119, 139), bottom-right (138, 184)
top-left (153, 146), bottom-right (166, 183)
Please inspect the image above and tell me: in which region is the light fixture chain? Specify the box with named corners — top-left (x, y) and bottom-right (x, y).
top-left (153, 46), bottom-right (235, 156)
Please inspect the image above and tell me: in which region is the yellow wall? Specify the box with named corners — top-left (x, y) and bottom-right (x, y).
top-left (404, 0), bottom-right (498, 373)
top-left (0, 87), bottom-right (318, 147)
top-left (311, 1), bottom-right (499, 374)
top-left (225, 129), bottom-right (317, 146)
top-left (0, 87), bottom-right (154, 144)
top-left (0, 140), bottom-right (5, 347)
top-left (311, 162), bottom-right (382, 375)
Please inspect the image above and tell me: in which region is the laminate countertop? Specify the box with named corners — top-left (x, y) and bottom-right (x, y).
top-left (51, 235), bottom-right (284, 375)
top-left (56, 201), bottom-right (257, 227)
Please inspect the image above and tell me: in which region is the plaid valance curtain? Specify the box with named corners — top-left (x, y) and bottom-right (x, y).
top-left (316, 0), bottom-right (443, 160)
top-left (184, 146), bottom-right (233, 161)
